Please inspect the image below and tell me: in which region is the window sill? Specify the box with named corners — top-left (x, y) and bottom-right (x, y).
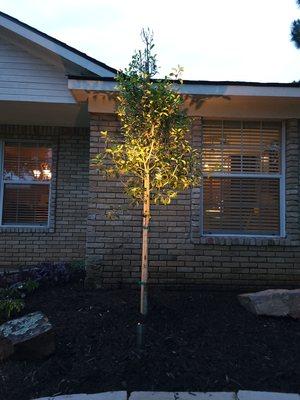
top-left (192, 236), bottom-right (297, 246)
top-left (0, 226), bottom-right (54, 233)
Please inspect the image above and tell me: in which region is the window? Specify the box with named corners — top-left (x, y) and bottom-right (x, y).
top-left (201, 120), bottom-right (284, 236)
top-left (0, 141), bottom-right (52, 226)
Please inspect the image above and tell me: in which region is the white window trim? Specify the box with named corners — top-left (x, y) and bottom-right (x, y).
top-left (200, 120), bottom-right (286, 238)
top-left (0, 140), bottom-right (52, 228)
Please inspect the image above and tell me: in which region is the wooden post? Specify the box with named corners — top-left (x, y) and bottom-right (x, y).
top-left (140, 172), bottom-right (150, 316)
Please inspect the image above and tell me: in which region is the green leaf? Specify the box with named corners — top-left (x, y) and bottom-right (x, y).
top-left (95, 29), bottom-right (201, 208)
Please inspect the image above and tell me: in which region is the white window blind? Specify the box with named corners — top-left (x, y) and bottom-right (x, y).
top-left (201, 120), bottom-right (283, 236)
top-left (0, 142), bottom-right (52, 226)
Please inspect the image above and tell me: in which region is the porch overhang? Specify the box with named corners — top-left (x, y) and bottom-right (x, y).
top-left (68, 78), bottom-right (300, 98)
top-left (0, 101), bottom-right (89, 127)
top-left (68, 78), bottom-right (300, 119)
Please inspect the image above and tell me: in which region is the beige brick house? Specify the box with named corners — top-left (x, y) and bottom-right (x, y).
top-left (1, 12), bottom-right (300, 288)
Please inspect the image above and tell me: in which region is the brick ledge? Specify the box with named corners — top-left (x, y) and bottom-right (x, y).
top-left (192, 236), bottom-right (299, 246)
top-left (0, 227), bottom-right (54, 233)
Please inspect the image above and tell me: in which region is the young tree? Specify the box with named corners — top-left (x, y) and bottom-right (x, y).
top-left (95, 29), bottom-right (200, 317)
top-left (291, 0), bottom-right (300, 48)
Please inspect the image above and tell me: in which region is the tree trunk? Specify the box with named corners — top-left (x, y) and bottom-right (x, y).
top-left (140, 172), bottom-right (150, 316)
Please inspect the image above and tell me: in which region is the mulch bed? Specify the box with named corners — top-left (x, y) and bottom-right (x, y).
top-left (0, 282), bottom-right (299, 400)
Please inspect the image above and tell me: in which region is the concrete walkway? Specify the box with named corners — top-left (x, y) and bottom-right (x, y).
top-left (34, 390), bottom-right (300, 400)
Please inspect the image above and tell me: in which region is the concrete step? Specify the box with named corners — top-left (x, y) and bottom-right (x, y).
top-left (34, 392), bottom-right (127, 400)
top-left (129, 392), bottom-right (235, 400)
top-left (33, 391), bottom-right (300, 400)
top-left (237, 391), bottom-right (300, 400)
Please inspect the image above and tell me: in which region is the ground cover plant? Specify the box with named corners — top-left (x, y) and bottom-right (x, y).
top-left (0, 261), bottom-right (85, 322)
top-left (0, 281), bottom-right (299, 400)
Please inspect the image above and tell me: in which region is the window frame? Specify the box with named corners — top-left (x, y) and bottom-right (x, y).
top-left (200, 120), bottom-right (286, 238)
top-left (0, 139), bottom-right (52, 228)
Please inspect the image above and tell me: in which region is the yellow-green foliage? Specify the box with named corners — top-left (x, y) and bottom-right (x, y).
top-left (94, 29), bottom-right (201, 206)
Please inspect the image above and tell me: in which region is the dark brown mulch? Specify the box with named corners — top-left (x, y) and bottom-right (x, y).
top-left (0, 282), bottom-right (299, 400)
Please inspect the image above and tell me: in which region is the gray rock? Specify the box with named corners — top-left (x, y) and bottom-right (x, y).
top-left (0, 311), bottom-right (55, 359)
top-left (0, 334), bottom-right (14, 361)
top-left (238, 289), bottom-right (300, 318)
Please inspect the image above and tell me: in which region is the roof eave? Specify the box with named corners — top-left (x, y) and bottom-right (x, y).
top-left (0, 11), bottom-right (117, 78)
top-left (68, 78), bottom-right (300, 98)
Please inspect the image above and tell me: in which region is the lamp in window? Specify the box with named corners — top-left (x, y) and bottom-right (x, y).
top-left (261, 153), bottom-right (269, 163)
top-left (261, 150), bottom-right (270, 172)
top-left (33, 169), bottom-right (41, 179)
top-left (41, 163), bottom-right (52, 180)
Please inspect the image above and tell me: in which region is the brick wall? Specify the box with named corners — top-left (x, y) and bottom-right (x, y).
top-left (0, 125), bottom-right (89, 270)
top-left (85, 114), bottom-right (300, 289)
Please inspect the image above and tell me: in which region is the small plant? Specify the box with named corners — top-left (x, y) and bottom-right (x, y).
top-left (0, 261), bottom-right (84, 322)
top-left (32, 262), bottom-right (71, 284)
top-left (0, 298), bottom-right (25, 320)
top-left (0, 279), bottom-right (39, 321)
top-left (0, 286), bottom-right (22, 300)
top-left (70, 259), bottom-right (85, 271)
top-left (0, 260), bottom-right (85, 295)
top-left (22, 279), bottom-right (39, 294)
top-left (0, 270), bottom-right (17, 289)
top-left (69, 260), bottom-right (86, 280)
top-left (0, 279), bottom-right (39, 298)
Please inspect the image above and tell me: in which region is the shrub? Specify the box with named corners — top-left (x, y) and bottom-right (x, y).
top-left (23, 279), bottom-right (39, 293)
top-left (31, 262), bottom-right (71, 285)
top-left (0, 286), bottom-right (22, 300)
top-left (0, 260), bottom-right (86, 321)
top-left (0, 298), bottom-right (25, 320)
top-left (0, 260), bottom-right (85, 290)
top-left (0, 278), bottom-right (39, 322)
top-left (69, 260), bottom-right (86, 280)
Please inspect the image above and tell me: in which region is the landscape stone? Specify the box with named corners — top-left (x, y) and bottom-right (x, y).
top-left (238, 289), bottom-right (300, 318)
top-left (33, 392), bottom-right (127, 400)
top-left (0, 334), bottom-right (14, 361)
top-left (0, 311), bottom-right (55, 359)
top-left (237, 390), bottom-right (300, 400)
top-left (129, 392), bottom-right (236, 400)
